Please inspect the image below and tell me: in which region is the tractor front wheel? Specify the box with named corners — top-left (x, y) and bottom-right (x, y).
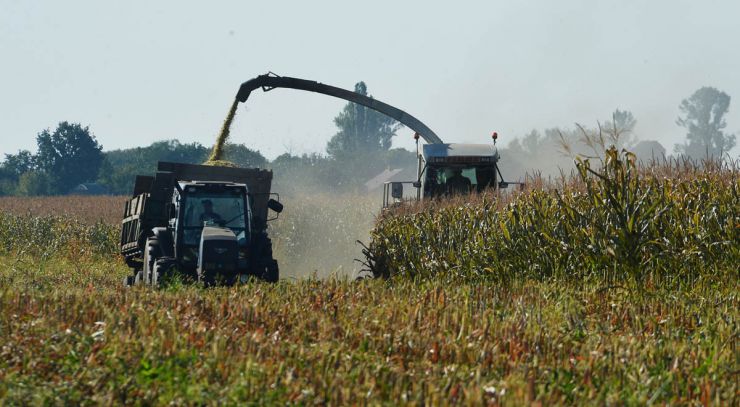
top-left (152, 258), bottom-right (177, 287)
top-left (261, 259), bottom-right (279, 283)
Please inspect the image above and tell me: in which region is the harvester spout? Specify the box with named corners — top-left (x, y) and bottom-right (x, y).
top-left (233, 72), bottom-right (444, 144)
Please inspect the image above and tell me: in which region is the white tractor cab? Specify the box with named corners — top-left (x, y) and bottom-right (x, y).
top-left (382, 133), bottom-right (520, 208)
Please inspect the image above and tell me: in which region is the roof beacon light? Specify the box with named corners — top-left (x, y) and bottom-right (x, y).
top-left (492, 131), bottom-right (498, 145)
top-left (413, 132), bottom-right (421, 140)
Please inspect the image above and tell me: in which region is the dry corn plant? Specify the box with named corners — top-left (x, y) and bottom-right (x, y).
top-left (205, 99), bottom-right (240, 166)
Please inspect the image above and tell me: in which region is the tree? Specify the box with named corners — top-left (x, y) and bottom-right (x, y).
top-left (36, 122), bottom-right (104, 194)
top-left (15, 171), bottom-right (51, 196)
top-left (222, 143), bottom-right (267, 168)
top-left (326, 82), bottom-right (402, 160)
top-left (675, 87), bottom-right (736, 159)
top-left (0, 166), bottom-right (15, 196)
top-left (100, 140), bottom-right (266, 194)
top-left (602, 109), bottom-right (637, 149)
top-left (2, 150), bottom-right (36, 181)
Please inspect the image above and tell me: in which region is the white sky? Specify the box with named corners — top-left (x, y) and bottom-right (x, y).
top-left (1, 0), bottom-right (739, 160)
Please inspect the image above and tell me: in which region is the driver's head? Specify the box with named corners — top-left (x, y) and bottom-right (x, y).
top-left (452, 168), bottom-right (463, 176)
top-left (202, 199), bottom-right (213, 212)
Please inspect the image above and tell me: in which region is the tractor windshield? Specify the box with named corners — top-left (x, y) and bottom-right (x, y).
top-left (182, 188), bottom-right (250, 247)
top-left (424, 165), bottom-right (497, 196)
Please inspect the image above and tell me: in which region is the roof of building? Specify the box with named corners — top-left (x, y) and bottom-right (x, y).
top-left (70, 182), bottom-right (109, 195)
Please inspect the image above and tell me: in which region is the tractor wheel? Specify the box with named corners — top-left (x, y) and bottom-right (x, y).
top-left (134, 269), bottom-right (145, 285)
top-left (152, 258), bottom-right (176, 288)
top-left (261, 259), bottom-right (279, 283)
top-left (143, 237), bottom-right (160, 286)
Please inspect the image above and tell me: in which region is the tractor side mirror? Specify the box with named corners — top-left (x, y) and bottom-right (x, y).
top-left (498, 182), bottom-right (509, 189)
top-left (412, 181), bottom-right (421, 188)
top-left (267, 198), bottom-right (284, 213)
top-left (391, 182), bottom-right (403, 199)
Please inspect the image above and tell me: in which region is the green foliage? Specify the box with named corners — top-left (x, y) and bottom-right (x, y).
top-left (326, 82), bottom-right (402, 160)
top-left (0, 181), bottom-right (13, 197)
top-left (221, 142), bottom-right (268, 168)
top-left (36, 122), bottom-right (104, 194)
top-left (15, 171), bottom-right (51, 197)
top-left (1, 150), bottom-right (36, 181)
top-left (101, 140), bottom-right (266, 194)
top-left (675, 86), bottom-right (736, 158)
top-left (0, 167), bottom-right (16, 197)
top-left (365, 149), bottom-right (739, 285)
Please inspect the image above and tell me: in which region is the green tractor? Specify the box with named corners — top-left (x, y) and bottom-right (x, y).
top-left (120, 161), bottom-right (283, 286)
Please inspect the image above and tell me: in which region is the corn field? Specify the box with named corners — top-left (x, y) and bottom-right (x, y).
top-left (364, 149), bottom-right (740, 286)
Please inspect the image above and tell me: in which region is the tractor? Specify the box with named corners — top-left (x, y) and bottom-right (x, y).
top-left (120, 161), bottom-right (283, 286)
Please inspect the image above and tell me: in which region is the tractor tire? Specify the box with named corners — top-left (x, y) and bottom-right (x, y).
top-left (261, 259), bottom-right (279, 283)
top-left (152, 258), bottom-right (177, 288)
top-left (134, 269), bottom-right (145, 285)
top-left (143, 237), bottom-right (160, 286)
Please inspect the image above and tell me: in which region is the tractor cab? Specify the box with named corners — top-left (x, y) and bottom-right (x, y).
top-left (174, 181), bottom-right (252, 268)
top-left (419, 143), bottom-right (501, 197)
top-left (382, 133), bottom-right (517, 208)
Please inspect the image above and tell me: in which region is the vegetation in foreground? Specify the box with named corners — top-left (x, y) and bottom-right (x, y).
top-left (0, 255), bottom-right (737, 405)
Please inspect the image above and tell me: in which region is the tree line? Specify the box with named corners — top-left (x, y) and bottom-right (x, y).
top-left (0, 81), bottom-right (408, 196)
top-left (499, 86), bottom-right (736, 179)
top-left (0, 84), bottom-right (736, 196)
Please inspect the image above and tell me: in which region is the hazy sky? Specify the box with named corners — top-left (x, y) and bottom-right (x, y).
top-left (2, 0), bottom-right (739, 160)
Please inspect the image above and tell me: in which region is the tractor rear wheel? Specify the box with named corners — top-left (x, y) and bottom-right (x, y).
top-left (143, 237), bottom-right (160, 286)
top-left (134, 269), bottom-right (145, 285)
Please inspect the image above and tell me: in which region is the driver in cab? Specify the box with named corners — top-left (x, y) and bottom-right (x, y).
top-left (446, 168), bottom-right (471, 195)
top-left (199, 199), bottom-right (223, 224)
